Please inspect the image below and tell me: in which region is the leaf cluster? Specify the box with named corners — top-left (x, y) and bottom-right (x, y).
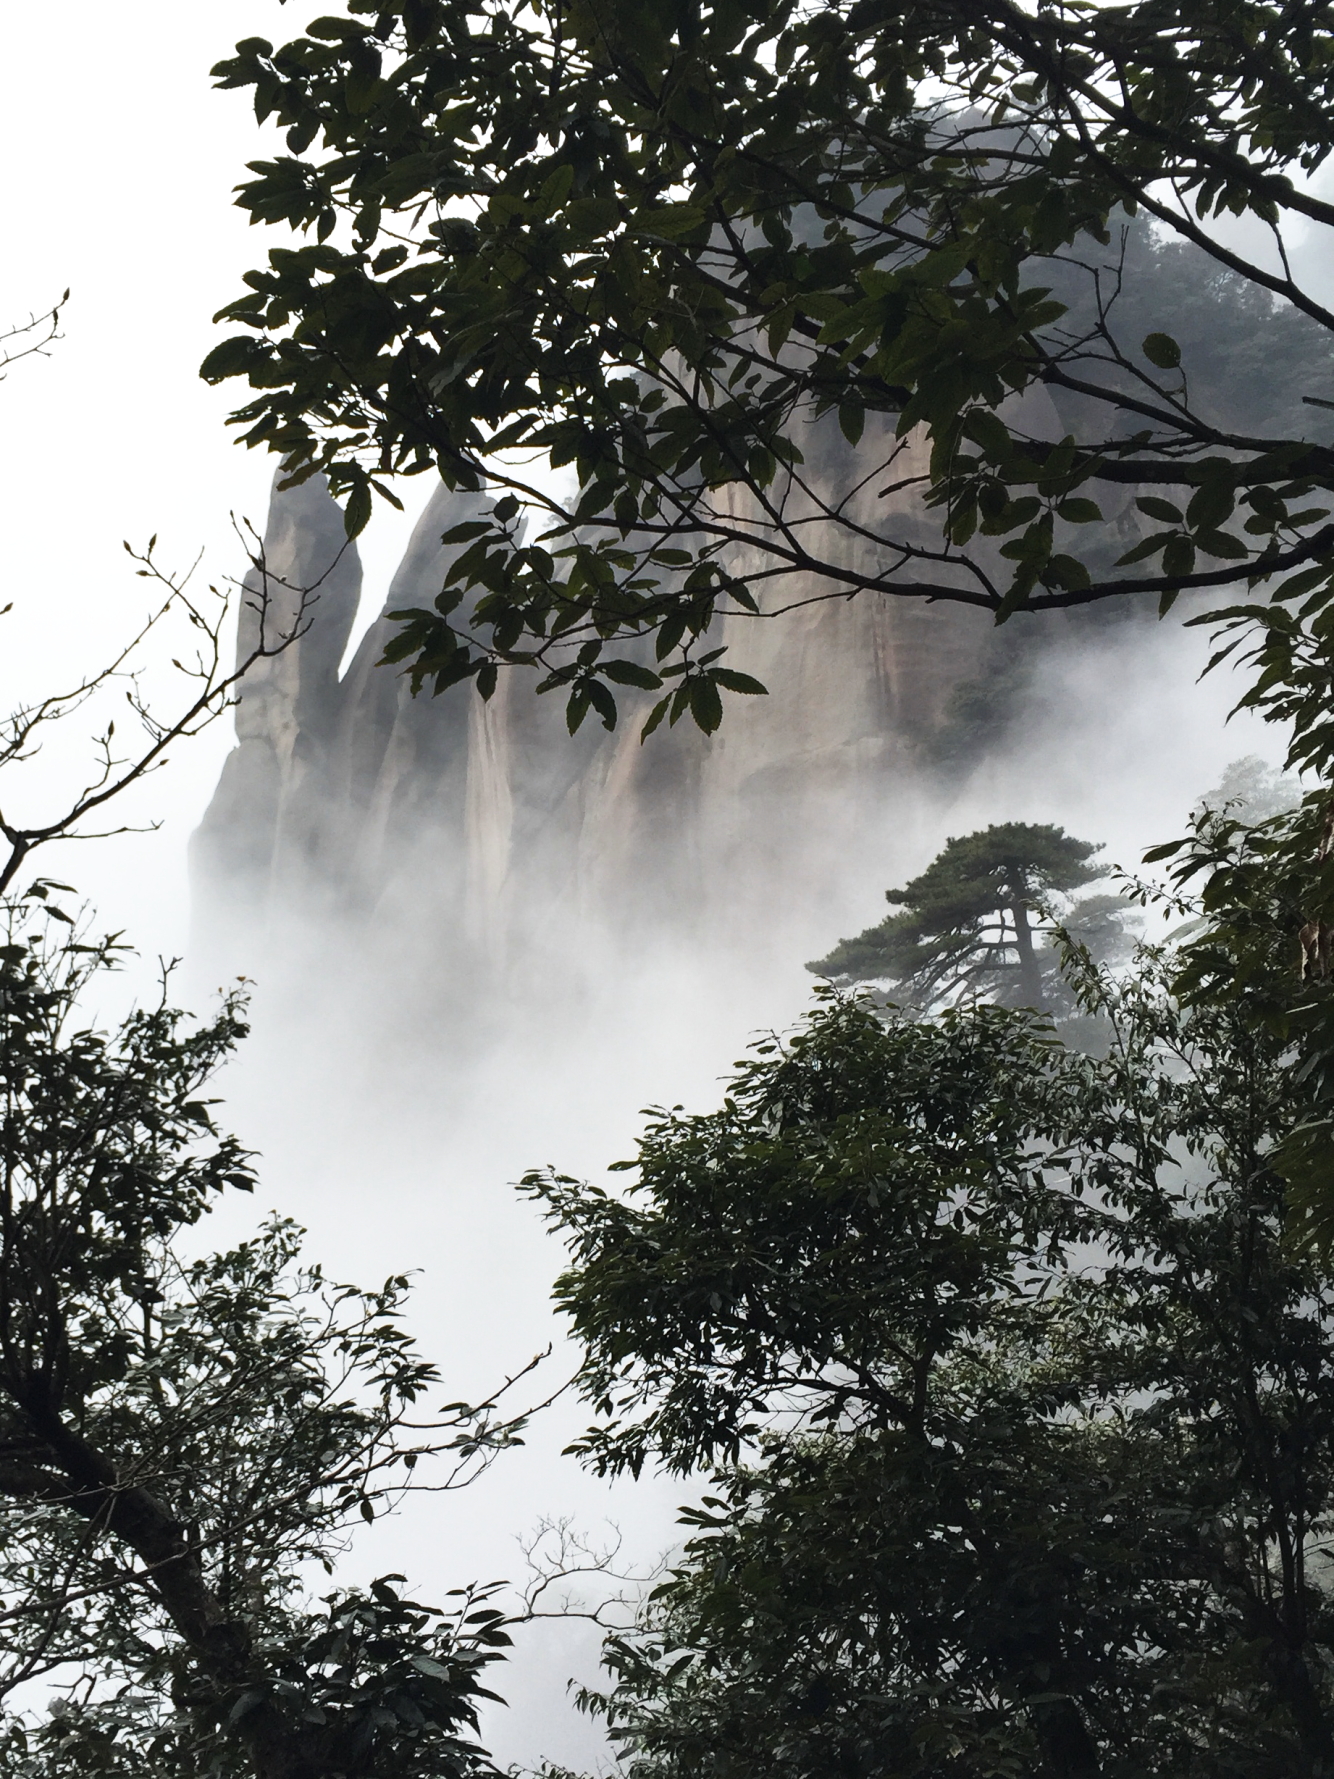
top-left (206, 0), bottom-right (1334, 730)
top-left (530, 967), bottom-right (1334, 1775)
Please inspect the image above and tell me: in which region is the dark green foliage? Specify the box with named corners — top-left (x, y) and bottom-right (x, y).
top-left (531, 996), bottom-right (1072, 1480)
top-left (808, 822), bottom-right (1118, 1011)
top-left (0, 1580), bottom-right (506, 1779)
top-left (1143, 598), bottom-right (1334, 1246)
top-left (0, 897), bottom-right (512, 1779)
top-left (527, 961), bottom-right (1334, 1776)
top-left (1043, 229), bottom-right (1334, 448)
top-left (206, 0), bottom-right (1334, 730)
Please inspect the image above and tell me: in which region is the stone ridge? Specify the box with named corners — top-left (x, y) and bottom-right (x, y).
top-left (190, 437), bottom-right (1039, 976)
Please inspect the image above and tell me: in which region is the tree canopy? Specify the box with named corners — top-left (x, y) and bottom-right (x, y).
top-left (527, 947), bottom-right (1334, 1777)
top-left (205, 0), bottom-right (1334, 734)
top-left (807, 821), bottom-right (1121, 1010)
top-left (0, 897), bottom-right (519, 1779)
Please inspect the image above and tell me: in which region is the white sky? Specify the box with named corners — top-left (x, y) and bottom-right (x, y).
top-left (0, 0), bottom-right (427, 950)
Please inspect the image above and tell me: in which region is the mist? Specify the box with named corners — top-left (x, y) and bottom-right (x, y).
top-left (173, 461), bottom-right (1286, 1772)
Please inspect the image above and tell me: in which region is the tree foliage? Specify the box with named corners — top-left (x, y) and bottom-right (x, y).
top-left (526, 952), bottom-right (1334, 1777)
top-left (0, 304), bottom-right (534, 1778)
top-left (806, 821), bottom-right (1125, 1011)
top-left (206, 0), bottom-right (1334, 732)
top-left (1138, 599), bottom-right (1334, 1245)
top-left (0, 896), bottom-right (518, 1779)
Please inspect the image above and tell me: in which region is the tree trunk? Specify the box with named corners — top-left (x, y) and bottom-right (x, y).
top-left (1030, 1694), bottom-right (1103, 1779)
top-left (1008, 873), bottom-right (1045, 1007)
top-left (1267, 1637), bottom-right (1334, 1777)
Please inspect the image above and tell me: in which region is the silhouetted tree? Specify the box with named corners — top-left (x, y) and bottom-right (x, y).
top-left (808, 822), bottom-right (1122, 1011)
top-left (0, 896), bottom-right (520, 1779)
top-left (1193, 755), bottom-right (1301, 829)
top-left (528, 948), bottom-right (1334, 1777)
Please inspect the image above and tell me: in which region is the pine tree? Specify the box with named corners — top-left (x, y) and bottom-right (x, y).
top-left (808, 824), bottom-right (1119, 1011)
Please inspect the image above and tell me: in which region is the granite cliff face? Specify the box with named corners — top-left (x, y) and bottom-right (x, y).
top-left (191, 424), bottom-right (1099, 985)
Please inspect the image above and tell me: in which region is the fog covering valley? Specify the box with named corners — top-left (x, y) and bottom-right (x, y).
top-left (179, 463), bottom-right (1285, 1771)
top-left (0, 5), bottom-right (1327, 1771)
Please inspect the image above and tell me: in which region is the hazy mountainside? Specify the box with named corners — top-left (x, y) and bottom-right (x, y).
top-left (1042, 227), bottom-right (1334, 445)
top-left (193, 227), bottom-right (1325, 979)
top-left (191, 428), bottom-right (1043, 976)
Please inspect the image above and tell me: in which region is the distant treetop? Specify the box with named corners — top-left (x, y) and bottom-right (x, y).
top-left (808, 822), bottom-right (1129, 1013)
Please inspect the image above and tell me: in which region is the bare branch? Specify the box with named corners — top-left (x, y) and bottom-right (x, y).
top-left (0, 528), bottom-right (326, 896)
top-left (0, 295), bottom-right (67, 383)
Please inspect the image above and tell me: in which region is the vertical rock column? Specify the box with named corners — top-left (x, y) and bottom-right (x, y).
top-left (190, 472), bottom-right (363, 937)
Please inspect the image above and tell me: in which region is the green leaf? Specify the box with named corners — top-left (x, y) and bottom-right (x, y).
top-left (1194, 529), bottom-right (1249, 560)
top-left (689, 676), bottom-right (724, 734)
top-left (1275, 566), bottom-right (1334, 603)
top-left (838, 401), bottom-right (865, 447)
top-left (1186, 480), bottom-right (1235, 530)
top-left (1043, 553), bottom-right (1091, 591)
top-left (963, 409), bottom-right (1012, 460)
top-left (1116, 533), bottom-right (1173, 566)
top-left (640, 696), bottom-right (671, 743)
top-left (1162, 536), bottom-right (1196, 578)
top-left (1136, 497), bottom-right (1183, 524)
top-left (566, 690), bottom-right (590, 735)
top-left (637, 205), bottom-right (706, 238)
top-left (603, 660), bottom-right (664, 690)
top-left (1276, 1119), bottom-right (1334, 1257)
top-left (585, 677), bottom-right (619, 730)
top-left (710, 668), bottom-right (768, 696)
top-left (1142, 332), bottom-right (1182, 369)
top-left (345, 481), bottom-right (372, 539)
top-left (199, 335), bottom-right (267, 382)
